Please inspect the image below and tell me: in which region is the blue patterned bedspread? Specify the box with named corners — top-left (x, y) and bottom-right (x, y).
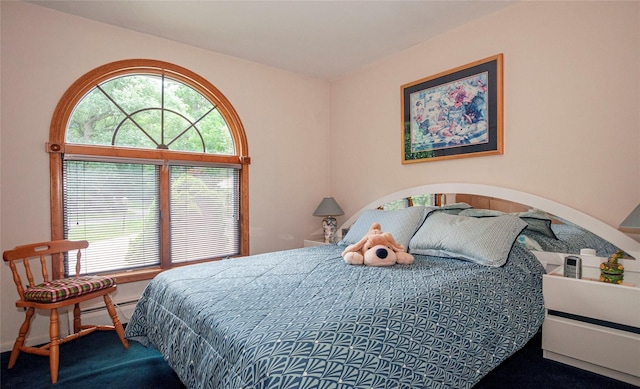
top-left (125, 244), bottom-right (545, 389)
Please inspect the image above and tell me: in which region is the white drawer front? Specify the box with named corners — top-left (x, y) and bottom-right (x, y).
top-left (543, 274), bottom-right (640, 327)
top-left (543, 316), bottom-right (640, 377)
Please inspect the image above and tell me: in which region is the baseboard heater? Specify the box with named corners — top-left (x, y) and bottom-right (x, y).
top-left (65, 298), bottom-right (139, 334)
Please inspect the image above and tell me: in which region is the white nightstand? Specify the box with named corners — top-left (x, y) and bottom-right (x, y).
top-left (303, 235), bottom-right (331, 247)
top-left (541, 254), bottom-right (640, 386)
top-left (304, 234), bottom-right (344, 247)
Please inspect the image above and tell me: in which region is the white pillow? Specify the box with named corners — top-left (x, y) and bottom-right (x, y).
top-left (517, 234), bottom-right (543, 251)
top-left (341, 206), bottom-right (426, 249)
top-left (409, 212), bottom-right (527, 267)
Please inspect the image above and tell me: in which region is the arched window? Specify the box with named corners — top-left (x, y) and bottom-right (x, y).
top-left (48, 59), bottom-right (250, 283)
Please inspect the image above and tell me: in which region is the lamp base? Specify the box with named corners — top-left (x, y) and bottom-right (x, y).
top-left (322, 216), bottom-right (338, 243)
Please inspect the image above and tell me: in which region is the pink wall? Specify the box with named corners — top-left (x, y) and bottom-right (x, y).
top-left (329, 1), bottom-right (639, 230)
top-left (1, 0), bottom-right (638, 351)
top-left (0, 2), bottom-right (330, 350)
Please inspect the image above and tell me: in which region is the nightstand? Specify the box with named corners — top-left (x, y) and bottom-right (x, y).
top-left (541, 254), bottom-right (640, 386)
top-left (303, 235), bottom-right (331, 247)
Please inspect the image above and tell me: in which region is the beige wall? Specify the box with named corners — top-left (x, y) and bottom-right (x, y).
top-left (1, 1), bottom-right (638, 352)
top-left (0, 2), bottom-right (330, 350)
top-left (330, 1), bottom-right (639, 230)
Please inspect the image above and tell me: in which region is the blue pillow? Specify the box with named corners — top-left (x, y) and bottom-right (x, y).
top-left (517, 210), bottom-right (559, 240)
top-left (430, 202), bottom-right (472, 215)
top-left (459, 208), bottom-right (558, 240)
top-left (409, 212), bottom-right (527, 267)
top-left (458, 208), bottom-right (504, 217)
top-left (340, 206), bottom-right (426, 249)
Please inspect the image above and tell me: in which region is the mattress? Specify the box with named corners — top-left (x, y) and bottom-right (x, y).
top-left (125, 243), bottom-right (545, 388)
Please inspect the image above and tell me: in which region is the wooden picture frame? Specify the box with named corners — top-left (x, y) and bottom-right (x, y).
top-left (401, 54), bottom-right (503, 164)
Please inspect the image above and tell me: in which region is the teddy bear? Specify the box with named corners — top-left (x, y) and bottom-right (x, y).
top-left (342, 222), bottom-right (414, 266)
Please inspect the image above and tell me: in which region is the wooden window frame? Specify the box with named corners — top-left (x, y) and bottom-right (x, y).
top-left (48, 59), bottom-right (250, 283)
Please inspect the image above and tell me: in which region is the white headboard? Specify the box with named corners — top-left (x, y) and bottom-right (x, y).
top-left (338, 183), bottom-right (640, 262)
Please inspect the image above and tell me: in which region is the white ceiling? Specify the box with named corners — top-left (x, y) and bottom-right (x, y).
top-left (28, 1), bottom-right (515, 81)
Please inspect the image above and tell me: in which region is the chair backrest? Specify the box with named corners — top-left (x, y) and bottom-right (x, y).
top-left (3, 240), bottom-right (89, 301)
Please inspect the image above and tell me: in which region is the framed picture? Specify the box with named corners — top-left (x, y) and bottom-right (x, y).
top-left (401, 54), bottom-right (503, 164)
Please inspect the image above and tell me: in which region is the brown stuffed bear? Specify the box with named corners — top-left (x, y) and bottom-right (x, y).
top-left (342, 222), bottom-right (414, 266)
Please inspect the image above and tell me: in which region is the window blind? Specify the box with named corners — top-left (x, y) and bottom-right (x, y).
top-left (170, 165), bottom-right (240, 263)
top-left (63, 160), bottom-right (160, 275)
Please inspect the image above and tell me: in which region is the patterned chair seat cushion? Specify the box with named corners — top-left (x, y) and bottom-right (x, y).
top-left (24, 276), bottom-right (116, 303)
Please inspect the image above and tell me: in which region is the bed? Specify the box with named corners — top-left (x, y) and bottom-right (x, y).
top-left (124, 185), bottom-right (639, 388)
top-left (125, 247), bottom-right (544, 388)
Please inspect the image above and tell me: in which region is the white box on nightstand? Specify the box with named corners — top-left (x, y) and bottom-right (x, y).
top-left (541, 254), bottom-right (640, 386)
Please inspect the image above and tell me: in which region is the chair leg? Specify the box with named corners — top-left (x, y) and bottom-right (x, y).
top-left (8, 307), bottom-right (35, 369)
top-left (49, 308), bottom-right (60, 384)
top-left (104, 294), bottom-right (129, 349)
top-left (73, 303), bottom-right (81, 333)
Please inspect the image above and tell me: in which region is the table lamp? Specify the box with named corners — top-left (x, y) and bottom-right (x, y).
top-left (619, 203), bottom-right (640, 234)
top-left (313, 197), bottom-right (344, 243)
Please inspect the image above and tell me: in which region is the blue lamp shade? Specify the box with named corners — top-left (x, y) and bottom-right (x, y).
top-left (619, 204), bottom-right (640, 234)
top-left (313, 197), bottom-right (344, 243)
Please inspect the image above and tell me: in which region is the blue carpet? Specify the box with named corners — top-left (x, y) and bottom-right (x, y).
top-left (1, 329), bottom-right (636, 388)
top-left (476, 330), bottom-right (638, 389)
top-left (0, 330), bottom-right (184, 389)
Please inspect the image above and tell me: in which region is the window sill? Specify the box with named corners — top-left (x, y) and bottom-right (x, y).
top-left (106, 256), bottom-right (236, 284)
top-left (110, 268), bottom-right (164, 284)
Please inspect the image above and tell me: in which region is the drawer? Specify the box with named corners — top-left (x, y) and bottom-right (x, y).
top-left (543, 271), bottom-right (640, 327)
top-left (542, 315), bottom-right (640, 377)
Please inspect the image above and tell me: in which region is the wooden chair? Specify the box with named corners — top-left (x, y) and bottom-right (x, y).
top-left (3, 240), bottom-right (129, 384)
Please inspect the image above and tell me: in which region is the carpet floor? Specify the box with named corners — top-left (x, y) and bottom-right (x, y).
top-left (1, 329), bottom-right (637, 388)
